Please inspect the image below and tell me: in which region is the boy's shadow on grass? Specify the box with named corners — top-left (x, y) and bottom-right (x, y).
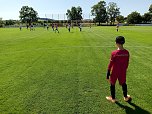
top-left (115, 101), bottom-right (150, 114)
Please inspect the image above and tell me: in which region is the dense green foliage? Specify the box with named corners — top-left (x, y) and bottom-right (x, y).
top-left (91, 1), bottom-right (107, 25)
top-left (91, 1), bottom-right (120, 25)
top-left (19, 6), bottom-right (38, 25)
top-left (116, 15), bottom-right (125, 23)
top-left (107, 2), bottom-right (120, 25)
top-left (0, 26), bottom-right (152, 113)
top-left (5, 20), bottom-right (15, 26)
top-left (0, 20), bottom-right (3, 27)
top-left (127, 11), bottom-right (142, 24)
top-left (149, 4), bottom-right (152, 13)
top-left (142, 12), bottom-right (152, 23)
top-left (66, 6), bottom-right (83, 21)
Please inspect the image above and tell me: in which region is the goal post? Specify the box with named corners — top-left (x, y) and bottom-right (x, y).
top-left (43, 13), bottom-right (94, 27)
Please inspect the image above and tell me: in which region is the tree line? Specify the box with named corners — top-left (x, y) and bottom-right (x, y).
top-left (0, 2), bottom-right (152, 27)
top-left (91, 1), bottom-right (152, 25)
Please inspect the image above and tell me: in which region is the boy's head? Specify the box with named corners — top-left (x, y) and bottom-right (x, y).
top-left (115, 36), bottom-right (125, 45)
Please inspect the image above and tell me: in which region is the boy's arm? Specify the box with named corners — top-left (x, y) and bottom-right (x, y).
top-left (107, 52), bottom-right (114, 79)
top-left (126, 52), bottom-right (130, 69)
top-left (106, 70), bottom-right (110, 79)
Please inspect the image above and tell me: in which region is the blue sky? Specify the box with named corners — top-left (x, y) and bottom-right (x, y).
top-left (0, 0), bottom-right (151, 20)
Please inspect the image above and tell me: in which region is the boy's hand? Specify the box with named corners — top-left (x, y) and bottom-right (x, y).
top-left (106, 70), bottom-right (110, 79)
top-left (106, 70), bottom-right (110, 83)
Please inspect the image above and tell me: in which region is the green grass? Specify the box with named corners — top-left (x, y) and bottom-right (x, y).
top-left (0, 26), bottom-right (152, 113)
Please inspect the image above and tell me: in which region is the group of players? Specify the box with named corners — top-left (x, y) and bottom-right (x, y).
top-left (20, 24), bottom-right (35, 31)
top-left (47, 23), bottom-right (83, 33)
top-left (19, 22), bottom-right (120, 33)
top-left (66, 23), bottom-right (82, 32)
top-left (19, 23), bottom-right (83, 33)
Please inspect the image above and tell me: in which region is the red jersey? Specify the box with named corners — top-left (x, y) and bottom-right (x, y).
top-left (108, 49), bottom-right (129, 85)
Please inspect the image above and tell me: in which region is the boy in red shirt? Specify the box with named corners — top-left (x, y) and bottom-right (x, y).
top-left (106, 36), bottom-right (131, 103)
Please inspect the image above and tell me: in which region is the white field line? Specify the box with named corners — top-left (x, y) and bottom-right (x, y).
top-left (0, 46), bottom-right (152, 55)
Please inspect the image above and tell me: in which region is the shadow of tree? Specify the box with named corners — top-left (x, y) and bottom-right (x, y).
top-left (115, 102), bottom-right (150, 114)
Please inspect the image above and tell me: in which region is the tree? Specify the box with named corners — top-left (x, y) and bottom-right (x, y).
top-left (0, 20), bottom-right (3, 27)
top-left (66, 6), bottom-right (83, 21)
top-left (148, 4), bottom-right (152, 22)
top-left (77, 6), bottom-right (83, 21)
top-left (142, 12), bottom-right (151, 23)
top-left (116, 15), bottom-right (124, 23)
top-left (5, 20), bottom-right (15, 26)
top-left (127, 11), bottom-right (142, 24)
top-left (91, 1), bottom-right (107, 25)
top-left (19, 6), bottom-right (38, 25)
top-left (107, 2), bottom-right (120, 25)
top-left (149, 4), bottom-right (152, 13)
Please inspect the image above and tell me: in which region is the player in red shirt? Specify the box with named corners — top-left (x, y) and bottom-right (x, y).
top-left (106, 36), bottom-right (131, 103)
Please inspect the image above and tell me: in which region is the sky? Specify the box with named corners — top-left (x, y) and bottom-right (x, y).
top-left (0, 0), bottom-right (152, 20)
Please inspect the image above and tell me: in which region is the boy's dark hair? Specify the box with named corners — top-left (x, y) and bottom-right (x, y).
top-left (116, 36), bottom-right (125, 44)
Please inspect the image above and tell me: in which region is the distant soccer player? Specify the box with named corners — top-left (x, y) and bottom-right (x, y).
top-left (106, 36), bottom-right (131, 103)
top-left (30, 24), bottom-right (33, 31)
top-left (52, 23), bottom-right (54, 31)
top-left (79, 23), bottom-right (82, 32)
top-left (46, 24), bottom-right (49, 30)
top-left (55, 23), bottom-right (59, 33)
top-left (68, 23), bottom-right (71, 32)
top-left (19, 24), bottom-right (22, 31)
top-left (33, 24), bottom-right (35, 31)
top-left (116, 22), bottom-right (119, 32)
top-left (30, 24), bottom-right (32, 31)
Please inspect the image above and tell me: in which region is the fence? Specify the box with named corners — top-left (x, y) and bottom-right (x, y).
top-left (43, 13), bottom-right (94, 21)
top-left (135, 24), bottom-right (152, 26)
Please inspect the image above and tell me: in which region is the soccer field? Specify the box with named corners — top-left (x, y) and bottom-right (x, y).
top-left (0, 26), bottom-right (152, 113)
